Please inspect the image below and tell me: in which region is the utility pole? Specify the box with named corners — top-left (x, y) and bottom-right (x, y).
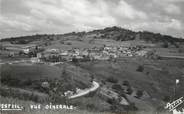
top-left (174, 79), bottom-right (180, 100)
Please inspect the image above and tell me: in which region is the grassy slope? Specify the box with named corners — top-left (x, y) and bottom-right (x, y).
top-left (0, 63), bottom-right (92, 89)
top-left (78, 58), bottom-right (184, 110)
top-left (0, 64), bottom-right (62, 80)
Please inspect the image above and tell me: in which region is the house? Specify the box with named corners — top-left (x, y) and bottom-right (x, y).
top-left (37, 53), bottom-right (43, 58)
top-left (60, 51), bottom-right (68, 56)
top-left (64, 91), bottom-right (74, 97)
top-left (45, 48), bottom-right (60, 54)
top-left (135, 50), bottom-right (148, 56)
top-left (100, 87), bottom-right (129, 106)
top-left (31, 57), bottom-right (40, 63)
top-left (99, 87), bottom-right (119, 100)
top-left (5, 44), bottom-right (37, 54)
top-left (8, 51), bottom-right (16, 57)
top-left (41, 81), bottom-right (50, 88)
top-left (61, 55), bottom-right (72, 61)
top-left (81, 49), bottom-right (89, 56)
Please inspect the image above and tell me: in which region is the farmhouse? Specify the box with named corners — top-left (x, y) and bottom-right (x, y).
top-left (4, 44), bottom-right (37, 54)
top-left (99, 87), bottom-right (119, 100)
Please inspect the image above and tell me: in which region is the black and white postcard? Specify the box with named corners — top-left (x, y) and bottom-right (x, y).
top-left (0, 0), bottom-right (184, 114)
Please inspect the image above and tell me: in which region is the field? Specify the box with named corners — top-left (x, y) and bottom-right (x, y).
top-left (77, 58), bottom-right (184, 111)
top-left (1, 26), bottom-right (184, 113)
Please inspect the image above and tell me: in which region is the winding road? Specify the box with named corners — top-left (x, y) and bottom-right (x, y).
top-left (68, 81), bottom-right (100, 99)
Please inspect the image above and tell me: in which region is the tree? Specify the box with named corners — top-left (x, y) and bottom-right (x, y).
top-left (106, 76), bottom-right (118, 83)
top-left (163, 96), bottom-right (170, 102)
top-left (66, 42), bottom-right (72, 45)
top-left (112, 84), bottom-right (125, 96)
top-left (162, 42), bottom-right (169, 48)
top-left (122, 80), bottom-right (130, 87)
top-left (89, 39), bottom-right (95, 44)
top-left (126, 87), bottom-right (133, 95)
top-left (60, 40), bottom-right (64, 44)
top-left (178, 48), bottom-right (184, 53)
top-left (135, 90), bottom-right (143, 99)
top-left (112, 84), bottom-right (122, 91)
top-left (72, 57), bottom-right (79, 64)
top-left (136, 65), bottom-right (144, 72)
top-left (0, 44), bottom-right (4, 50)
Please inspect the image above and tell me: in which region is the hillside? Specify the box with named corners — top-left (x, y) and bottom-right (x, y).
top-left (1, 26), bottom-right (184, 48)
top-left (0, 63), bottom-right (92, 95)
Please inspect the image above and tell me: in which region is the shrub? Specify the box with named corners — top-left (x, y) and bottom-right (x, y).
top-left (112, 84), bottom-right (125, 96)
top-left (178, 48), bottom-right (184, 53)
top-left (0, 44), bottom-right (4, 50)
top-left (163, 96), bottom-right (170, 102)
top-left (86, 103), bottom-right (95, 110)
top-left (60, 40), bottom-right (64, 44)
top-left (125, 103), bottom-right (138, 111)
top-left (107, 98), bottom-right (117, 105)
top-left (126, 87), bottom-right (133, 95)
top-left (112, 84), bottom-right (122, 91)
top-left (122, 80), bottom-right (130, 87)
top-left (136, 65), bottom-right (144, 72)
top-left (162, 42), bottom-right (169, 48)
top-left (135, 90), bottom-right (143, 99)
top-left (106, 76), bottom-right (118, 83)
top-left (66, 42), bottom-right (72, 45)
top-left (101, 80), bottom-right (106, 85)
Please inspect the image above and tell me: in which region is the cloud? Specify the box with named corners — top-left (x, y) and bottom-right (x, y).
top-left (128, 19), bottom-right (184, 37)
top-left (24, 0), bottom-right (117, 28)
top-left (133, 19), bottom-right (182, 31)
top-left (164, 4), bottom-right (181, 14)
top-left (114, 0), bottom-right (147, 20)
top-left (1, 16), bottom-right (32, 31)
top-left (154, 0), bottom-right (184, 3)
top-left (0, 0), bottom-right (184, 38)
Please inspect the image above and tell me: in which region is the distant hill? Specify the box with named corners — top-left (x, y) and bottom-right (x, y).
top-left (1, 26), bottom-right (184, 47)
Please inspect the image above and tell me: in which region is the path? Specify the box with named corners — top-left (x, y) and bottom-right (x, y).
top-left (68, 81), bottom-right (100, 99)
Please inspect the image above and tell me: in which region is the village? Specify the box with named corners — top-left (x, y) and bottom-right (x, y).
top-left (0, 43), bottom-right (152, 64)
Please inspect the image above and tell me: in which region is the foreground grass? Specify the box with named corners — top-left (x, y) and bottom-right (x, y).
top-left (0, 96), bottom-right (112, 114)
top-left (0, 96), bottom-right (170, 114)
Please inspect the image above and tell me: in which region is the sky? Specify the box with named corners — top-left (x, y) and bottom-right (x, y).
top-left (0, 0), bottom-right (184, 39)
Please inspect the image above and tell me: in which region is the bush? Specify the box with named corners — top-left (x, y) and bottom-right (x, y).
top-left (18, 40), bottom-right (29, 44)
top-left (0, 44), bottom-right (4, 50)
top-left (135, 90), bottom-right (143, 99)
top-left (101, 80), bottom-right (106, 85)
top-left (112, 84), bottom-right (125, 96)
top-left (107, 98), bottom-right (117, 105)
top-left (162, 42), bottom-right (169, 48)
top-left (112, 84), bottom-right (122, 91)
top-left (163, 96), bottom-right (170, 102)
top-left (106, 76), bottom-right (118, 83)
top-left (60, 40), bottom-right (64, 44)
top-left (178, 48), bottom-right (184, 53)
top-left (136, 65), bottom-right (144, 72)
top-left (66, 42), bottom-right (72, 45)
top-left (122, 80), bottom-right (130, 87)
top-left (86, 103), bottom-right (95, 110)
top-left (125, 103), bottom-right (138, 111)
top-left (126, 87), bottom-right (133, 95)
